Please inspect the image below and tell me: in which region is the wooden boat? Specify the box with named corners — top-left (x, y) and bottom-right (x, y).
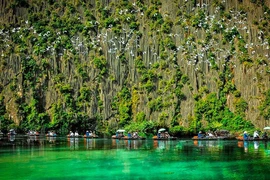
top-left (83, 135), bottom-right (99, 138)
top-left (46, 134), bottom-right (57, 137)
top-left (111, 129), bottom-right (126, 139)
top-left (152, 136), bottom-right (177, 140)
top-left (112, 135), bottom-right (146, 140)
top-left (46, 130), bottom-right (57, 137)
top-left (112, 135), bottom-right (123, 139)
top-left (192, 136), bottom-right (232, 140)
top-left (123, 136), bottom-right (146, 140)
top-left (27, 131), bottom-right (40, 136)
top-left (67, 135), bottom-right (83, 138)
top-left (46, 133), bottom-right (57, 137)
top-left (236, 136), bottom-right (269, 141)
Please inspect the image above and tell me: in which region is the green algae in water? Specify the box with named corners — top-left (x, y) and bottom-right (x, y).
top-left (0, 137), bottom-right (270, 180)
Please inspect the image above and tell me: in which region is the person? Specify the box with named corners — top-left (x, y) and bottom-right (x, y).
top-left (69, 131), bottom-right (74, 137)
top-left (128, 132), bottom-right (132, 138)
top-left (198, 131), bottom-right (204, 138)
top-left (165, 132), bottom-right (170, 138)
top-left (35, 130), bottom-right (39, 135)
top-left (120, 132), bottom-right (124, 137)
top-left (243, 131), bottom-right (248, 140)
top-left (157, 132), bottom-right (161, 139)
top-left (206, 131), bottom-right (214, 138)
top-left (160, 132), bottom-right (165, 138)
top-left (253, 131), bottom-right (259, 139)
top-left (262, 132), bottom-right (268, 139)
top-left (75, 131), bottom-right (79, 136)
top-left (133, 131), bottom-right (138, 138)
top-left (86, 131), bottom-right (89, 137)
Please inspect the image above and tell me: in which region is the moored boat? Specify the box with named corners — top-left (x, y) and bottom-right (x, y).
top-left (112, 135), bottom-right (146, 140)
top-left (46, 131), bottom-right (57, 137)
top-left (192, 136), bottom-right (233, 140)
top-left (112, 129), bottom-right (126, 139)
top-left (83, 134), bottom-right (99, 138)
top-left (122, 136), bottom-right (146, 140)
top-left (236, 136), bottom-right (269, 141)
top-left (67, 134), bottom-right (83, 138)
top-left (152, 136), bottom-right (177, 140)
top-left (153, 128), bottom-right (176, 140)
top-left (84, 130), bottom-right (98, 138)
top-left (27, 130), bottom-right (40, 136)
top-left (67, 131), bottom-right (81, 138)
top-left (112, 129), bottom-right (146, 140)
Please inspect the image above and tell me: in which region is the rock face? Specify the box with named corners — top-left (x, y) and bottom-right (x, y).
top-left (0, 0), bottom-right (269, 133)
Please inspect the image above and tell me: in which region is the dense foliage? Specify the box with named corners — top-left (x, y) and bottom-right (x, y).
top-left (0, 0), bottom-right (269, 136)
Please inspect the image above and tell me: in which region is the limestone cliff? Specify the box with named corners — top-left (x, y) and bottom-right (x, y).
top-left (0, 0), bottom-right (269, 134)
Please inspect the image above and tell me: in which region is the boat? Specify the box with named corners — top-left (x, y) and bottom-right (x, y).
top-left (84, 130), bottom-right (99, 138)
top-left (112, 135), bottom-right (146, 140)
top-left (67, 131), bottom-right (82, 138)
top-left (46, 134), bottom-right (57, 137)
top-left (112, 129), bottom-right (145, 140)
top-left (236, 136), bottom-right (269, 141)
top-left (152, 136), bottom-right (177, 140)
top-left (46, 131), bottom-right (57, 137)
top-left (123, 136), bottom-right (146, 140)
top-left (112, 135), bottom-right (123, 139)
top-left (192, 136), bottom-right (232, 140)
top-left (83, 134), bottom-right (99, 138)
top-left (67, 135), bottom-right (83, 138)
top-left (27, 130), bottom-right (40, 136)
top-left (111, 129), bottom-right (126, 139)
top-left (153, 128), bottom-right (176, 140)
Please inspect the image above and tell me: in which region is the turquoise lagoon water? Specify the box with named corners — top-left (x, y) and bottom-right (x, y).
top-left (0, 136), bottom-right (269, 180)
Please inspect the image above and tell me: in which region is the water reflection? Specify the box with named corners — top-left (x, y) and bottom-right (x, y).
top-left (126, 139), bottom-right (141, 150)
top-left (47, 136), bottom-right (56, 143)
top-left (237, 140), bottom-right (270, 154)
top-left (84, 138), bottom-right (96, 149)
top-left (254, 141), bottom-right (259, 152)
top-left (0, 137), bottom-right (269, 155)
top-left (237, 141), bottom-right (243, 148)
top-left (111, 139), bottom-right (146, 150)
top-left (193, 140), bottom-right (221, 148)
top-left (8, 135), bottom-right (16, 142)
top-left (27, 135), bottom-right (41, 146)
top-left (68, 138), bottom-right (79, 150)
top-left (153, 140), bottom-right (177, 151)
top-left (244, 141), bottom-right (248, 153)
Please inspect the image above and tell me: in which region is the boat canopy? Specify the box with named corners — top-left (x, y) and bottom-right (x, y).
top-left (116, 129), bottom-right (125, 133)
top-left (158, 128), bottom-right (166, 132)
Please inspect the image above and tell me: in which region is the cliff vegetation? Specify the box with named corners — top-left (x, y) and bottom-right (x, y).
top-left (0, 0), bottom-right (269, 136)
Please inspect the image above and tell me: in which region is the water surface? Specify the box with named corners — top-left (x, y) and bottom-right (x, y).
top-left (0, 136), bottom-right (269, 179)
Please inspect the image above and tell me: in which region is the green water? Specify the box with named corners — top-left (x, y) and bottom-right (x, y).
top-left (0, 136), bottom-right (269, 180)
